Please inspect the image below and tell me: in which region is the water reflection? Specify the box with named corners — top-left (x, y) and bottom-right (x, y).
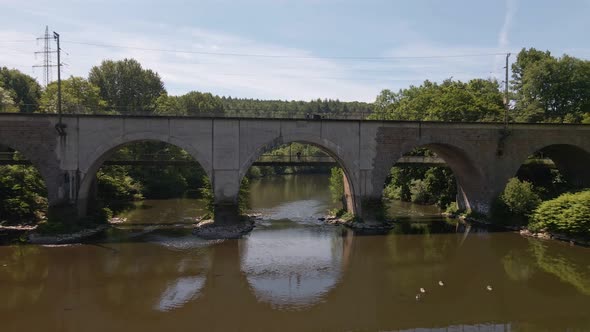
top-left (154, 275), bottom-right (206, 312)
top-left (248, 174), bottom-right (339, 219)
top-left (116, 198), bottom-right (207, 224)
top-left (1, 174), bottom-right (590, 331)
top-left (240, 220), bottom-right (350, 309)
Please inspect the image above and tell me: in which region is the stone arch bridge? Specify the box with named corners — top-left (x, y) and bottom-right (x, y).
top-left (1, 113), bottom-right (589, 223)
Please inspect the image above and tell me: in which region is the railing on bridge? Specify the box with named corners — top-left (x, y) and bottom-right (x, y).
top-left (0, 151), bottom-right (448, 166)
top-left (0, 151), bottom-right (558, 167)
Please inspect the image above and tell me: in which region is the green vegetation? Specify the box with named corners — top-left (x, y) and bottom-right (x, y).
top-left (382, 155), bottom-right (456, 210)
top-left (529, 190), bottom-right (590, 236)
top-left (371, 78), bottom-right (504, 122)
top-left (511, 48), bottom-right (590, 123)
top-left (499, 178), bottom-right (542, 218)
top-left (492, 176), bottom-right (590, 238)
top-left (40, 76), bottom-right (108, 114)
top-left (88, 59), bottom-right (165, 113)
top-left (527, 238), bottom-right (590, 295)
top-left (329, 167), bottom-right (344, 204)
top-left (0, 165), bottom-right (47, 225)
top-left (0, 67), bottom-right (41, 112)
top-left (247, 143), bottom-right (333, 178)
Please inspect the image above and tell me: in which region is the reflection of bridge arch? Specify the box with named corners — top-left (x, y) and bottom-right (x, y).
top-left (238, 225), bottom-right (353, 309)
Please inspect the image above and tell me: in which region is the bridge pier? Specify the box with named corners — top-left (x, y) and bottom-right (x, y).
top-left (212, 169), bottom-right (242, 225)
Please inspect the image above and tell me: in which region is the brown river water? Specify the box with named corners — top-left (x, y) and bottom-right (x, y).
top-left (1, 174), bottom-right (589, 331)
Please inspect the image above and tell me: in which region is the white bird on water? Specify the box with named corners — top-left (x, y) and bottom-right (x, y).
top-left (420, 287), bottom-right (426, 293)
top-left (438, 281), bottom-right (444, 286)
top-left (486, 285), bottom-right (493, 291)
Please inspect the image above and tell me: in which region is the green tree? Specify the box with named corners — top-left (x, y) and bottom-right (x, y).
top-left (511, 48), bottom-right (553, 94)
top-left (511, 48), bottom-right (590, 123)
top-left (154, 93), bottom-right (185, 115)
top-left (40, 76), bottom-right (107, 114)
top-left (88, 59), bottom-right (165, 114)
top-left (500, 178), bottom-right (542, 217)
top-left (0, 67), bottom-right (42, 112)
top-left (177, 91), bottom-right (224, 115)
top-left (370, 79), bottom-right (504, 122)
top-left (0, 86), bottom-right (18, 112)
top-left (0, 165), bottom-right (48, 224)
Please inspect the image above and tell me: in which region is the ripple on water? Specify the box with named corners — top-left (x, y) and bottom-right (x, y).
top-left (254, 199), bottom-right (331, 225)
top-left (147, 233), bottom-right (221, 251)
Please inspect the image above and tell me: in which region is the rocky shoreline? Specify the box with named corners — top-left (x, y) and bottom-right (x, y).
top-left (4, 211), bottom-right (587, 246)
top-left (27, 225), bottom-right (110, 245)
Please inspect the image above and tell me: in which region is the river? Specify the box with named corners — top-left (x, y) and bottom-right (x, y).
top-left (1, 174), bottom-right (589, 331)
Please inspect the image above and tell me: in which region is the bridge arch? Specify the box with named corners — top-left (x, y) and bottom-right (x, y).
top-left (506, 143), bottom-right (590, 191)
top-left (238, 136), bottom-right (359, 215)
top-left (378, 141), bottom-right (488, 213)
top-left (77, 136), bottom-right (213, 216)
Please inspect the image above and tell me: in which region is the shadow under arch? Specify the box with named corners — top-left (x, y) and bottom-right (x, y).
top-left (388, 142), bottom-right (484, 212)
top-left (510, 143), bottom-right (590, 188)
top-left (238, 137), bottom-right (358, 215)
top-left (77, 138), bottom-right (213, 216)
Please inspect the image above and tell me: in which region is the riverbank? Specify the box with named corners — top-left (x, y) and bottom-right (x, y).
top-left (443, 211), bottom-right (590, 247)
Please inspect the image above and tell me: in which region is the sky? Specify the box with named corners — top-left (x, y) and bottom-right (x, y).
top-left (0, 0), bottom-right (589, 102)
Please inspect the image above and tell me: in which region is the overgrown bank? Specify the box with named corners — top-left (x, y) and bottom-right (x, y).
top-left (492, 178), bottom-right (590, 243)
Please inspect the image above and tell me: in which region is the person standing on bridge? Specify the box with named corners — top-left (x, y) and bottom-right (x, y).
top-left (296, 151), bottom-right (302, 161)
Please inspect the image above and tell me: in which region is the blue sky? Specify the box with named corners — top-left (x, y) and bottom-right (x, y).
top-left (1, 0), bottom-right (589, 101)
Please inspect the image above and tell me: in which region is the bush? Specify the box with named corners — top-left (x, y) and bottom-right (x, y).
top-left (529, 190), bottom-right (590, 236)
top-left (329, 167), bottom-right (344, 204)
top-left (410, 179), bottom-right (431, 204)
top-left (0, 165), bottom-right (48, 224)
top-left (238, 177), bottom-right (250, 214)
top-left (97, 166), bottom-right (143, 202)
top-left (383, 165), bottom-right (456, 208)
top-left (500, 178), bottom-right (542, 217)
top-left (199, 176), bottom-right (214, 217)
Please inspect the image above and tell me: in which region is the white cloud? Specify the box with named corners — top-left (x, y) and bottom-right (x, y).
top-left (2, 22), bottom-right (385, 101)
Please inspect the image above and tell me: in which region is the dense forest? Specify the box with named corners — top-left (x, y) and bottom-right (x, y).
top-left (1, 48), bottom-right (590, 236)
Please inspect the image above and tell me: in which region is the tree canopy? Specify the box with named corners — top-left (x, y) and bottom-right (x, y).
top-left (511, 48), bottom-right (590, 123)
top-left (88, 58), bottom-right (165, 114)
top-left (40, 76), bottom-right (107, 114)
top-left (0, 67), bottom-right (42, 113)
top-left (371, 79), bottom-right (504, 122)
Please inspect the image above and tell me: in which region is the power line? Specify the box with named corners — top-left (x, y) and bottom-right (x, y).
top-left (62, 40), bottom-right (510, 60)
